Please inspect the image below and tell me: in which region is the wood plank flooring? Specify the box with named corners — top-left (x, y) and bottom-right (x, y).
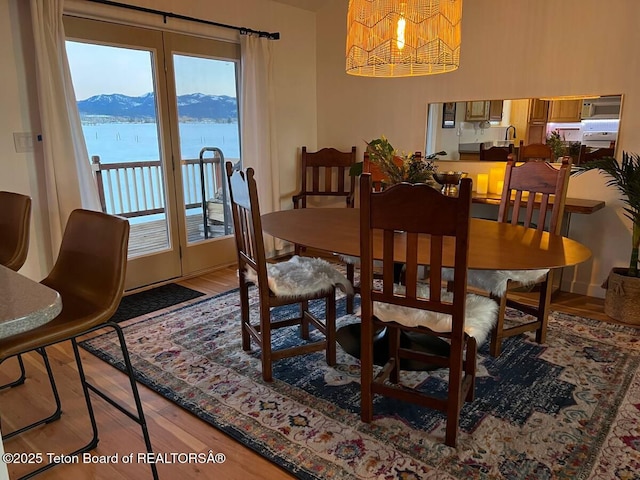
top-left (128, 208), bottom-right (228, 258)
top-left (0, 265), bottom-right (630, 479)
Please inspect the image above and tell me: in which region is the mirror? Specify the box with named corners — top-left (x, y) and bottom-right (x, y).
top-left (426, 95), bottom-right (622, 162)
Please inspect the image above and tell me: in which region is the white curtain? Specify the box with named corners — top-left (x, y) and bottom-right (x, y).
top-left (240, 34), bottom-right (283, 254)
top-left (30, 0), bottom-right (100, 256)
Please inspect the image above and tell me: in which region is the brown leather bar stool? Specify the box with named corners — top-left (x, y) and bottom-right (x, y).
top-left (0, 191), bottom-right (32, 390)
top-left (0, 209), bottom-right (158, 479)
top-left (0, 191), bottom-right (31, 271)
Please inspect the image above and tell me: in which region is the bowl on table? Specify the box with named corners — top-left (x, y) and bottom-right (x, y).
top-left (432, 171), bottom-right (468, 196)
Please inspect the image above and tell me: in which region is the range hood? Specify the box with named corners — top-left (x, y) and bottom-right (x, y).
top-left (582, 95), bottom-right (622, 119)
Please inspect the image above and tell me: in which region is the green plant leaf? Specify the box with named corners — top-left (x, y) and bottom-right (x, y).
top-left (349, 161), bottom-right (363, 177)
top-left (573, 151), bottom-right (640, 275)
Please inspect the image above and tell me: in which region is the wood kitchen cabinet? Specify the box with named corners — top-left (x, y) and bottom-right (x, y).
top-left (465, 100), bottom-right (503, 121)
top-left (529, 99), bottom-right (549, 123)
top-left (524, 99), bottom-right (550, 144)
top-left (548, 99), bottom-right (583, 122)
top-left (465, 101), bottom-right (490, 121)
top-left (489, 100), bottom-right (504, 121)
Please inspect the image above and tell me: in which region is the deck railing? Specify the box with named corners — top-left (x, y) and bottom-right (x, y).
top-left (91, 151), bottom-right (236, 220)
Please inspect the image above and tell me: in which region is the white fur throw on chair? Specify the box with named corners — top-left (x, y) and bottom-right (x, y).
top-left (366, 284), bottom-right (498, 345)
top-left (338, 254), bottom-right (385, 269)
top-left (442, 268), bottom-right (549, 297)
top-left (245, 256), bottom-right (354, 298)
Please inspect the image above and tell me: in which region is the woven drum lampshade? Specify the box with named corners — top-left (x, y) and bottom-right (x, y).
top-left (346, 0), bottom-right (463, 77)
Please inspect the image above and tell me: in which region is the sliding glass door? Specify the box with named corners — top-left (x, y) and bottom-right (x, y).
top-left (65, 16), bottom-right (240, 290)
top-left (163, 33), bottom-right (240, 275)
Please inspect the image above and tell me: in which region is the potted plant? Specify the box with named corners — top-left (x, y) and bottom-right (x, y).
top-left (573, 151), bottom-right (640, 324)
top-left (349, 136), bottom-right (446, 186)
top-left (546, 130), bottom-right (581, 163)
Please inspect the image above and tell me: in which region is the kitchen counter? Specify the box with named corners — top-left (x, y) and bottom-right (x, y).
top-left (472, 192), bottom-right (605, 215)
top-left (458, 142), bottom-right (493, 153)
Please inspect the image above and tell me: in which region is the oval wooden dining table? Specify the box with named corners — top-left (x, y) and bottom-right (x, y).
top-left (261, 208), bottom-right (592, 270)
top-left (261, 208), bottom-right (593, 369)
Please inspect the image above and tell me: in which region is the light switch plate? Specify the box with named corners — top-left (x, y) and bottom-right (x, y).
top-left (13, 132), bottom-right (34, 153)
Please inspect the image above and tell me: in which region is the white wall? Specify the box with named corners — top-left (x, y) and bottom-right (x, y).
top-left (0, 0), bottom-right (317, 280)
top-left (0, 0), bottom-right (50, 280)
top-left (316, 0), bottom-right (640, 297)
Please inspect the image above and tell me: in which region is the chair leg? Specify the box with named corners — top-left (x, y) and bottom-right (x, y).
top-left (360, 316), bottom-right (374, 423)
top-left (13, 342), bottom-right (100, 480)
top-left (260, 303), bottom-right (273, 382)
top-left (535, 271), bottom-right (553, 345)
top-left (489, 291), bottom-right (508, 357)
top-left (346, 263), bottom-right (355, 314)
top-left (445, 336), bottom-right (465, 448)
top-left (70, 338), bottom-right (100, 448)
top-left (388, 325), bottom-right (400, 384)
top-left (325, 294), bottom-right (336, 366)
top-left (301, 300), bottom-right (310, 340)
top-left (77, 324), bottom-right (159, 480)
top-left (239, 283), bottom-right (251, 352)
top-left (3, 348), bottom-right (62, 440)
top-left (0, 354), bottom-right (26, 390)
top-left (464, 337), bottom-right (478, 402)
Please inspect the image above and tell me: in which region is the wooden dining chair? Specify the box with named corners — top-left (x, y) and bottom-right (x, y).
top-left (359, 174), bottom-right (497, 447)
top-left (292, 146), bottom-right (357, 209)
top-left (226, 162), bottom-right (352, 382)
top-left (466, 158), bottom-right (572, 357)
top-left (292, 146), bottom-right (357, 311)
top-left (479, 144), bottom-right (513, 161)
top-left (343, 151), bottom-right (415, 307)
top-left (0, 191), bottom-right (31, 272)
top-left (0, 209), bottom-right (158, 479)
top-left (518, 140), bottom-right (554, 162)
top-left (578, 145), bottom-right (615, 165)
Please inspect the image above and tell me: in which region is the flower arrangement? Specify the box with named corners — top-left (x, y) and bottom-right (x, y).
top-left (546, 130), bottom-right (581, 162)
top-left (365, 136), bottom-right (445, 185)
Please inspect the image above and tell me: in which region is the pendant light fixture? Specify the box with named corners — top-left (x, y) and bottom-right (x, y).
top-left (346, 0), bottom-right (463, 77)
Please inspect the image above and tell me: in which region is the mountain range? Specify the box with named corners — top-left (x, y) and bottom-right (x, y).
top-left (78, 92), bottom-right (238, 122)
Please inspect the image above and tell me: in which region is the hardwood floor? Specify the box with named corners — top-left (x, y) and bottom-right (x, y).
top-left (1, 266), bottom-right (294, 480)
top-left (0, 265), bottom-right (627, 479)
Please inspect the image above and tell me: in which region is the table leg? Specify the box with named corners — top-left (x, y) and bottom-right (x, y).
top-left (552, 211), bottom-right (572, 300)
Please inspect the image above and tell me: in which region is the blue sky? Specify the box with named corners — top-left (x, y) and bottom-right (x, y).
top-left (66, 41), bottom-right (238, 100)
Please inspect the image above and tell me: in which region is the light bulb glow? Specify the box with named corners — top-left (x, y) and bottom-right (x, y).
top-left (396, 17), bottom-right (406, 50)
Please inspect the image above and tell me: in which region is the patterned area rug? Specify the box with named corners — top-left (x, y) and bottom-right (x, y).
top-left (79, 289), bottom-right (640, 479)
top-left (110, 283), bottom-right (204, 323)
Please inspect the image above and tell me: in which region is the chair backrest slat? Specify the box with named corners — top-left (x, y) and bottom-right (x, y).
top-left (429, 234), bottom-right (444, 303)
top-left (498, 158), bottom-right (571, 235)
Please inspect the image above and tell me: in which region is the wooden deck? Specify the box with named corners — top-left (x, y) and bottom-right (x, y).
top-left (128, 203), bottom-right (228, 257)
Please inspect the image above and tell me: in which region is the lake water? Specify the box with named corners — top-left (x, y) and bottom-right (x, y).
top-left (82, 121), bottom-right (240, 225)
top-left (82, 121), bottom-right (240, 164)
